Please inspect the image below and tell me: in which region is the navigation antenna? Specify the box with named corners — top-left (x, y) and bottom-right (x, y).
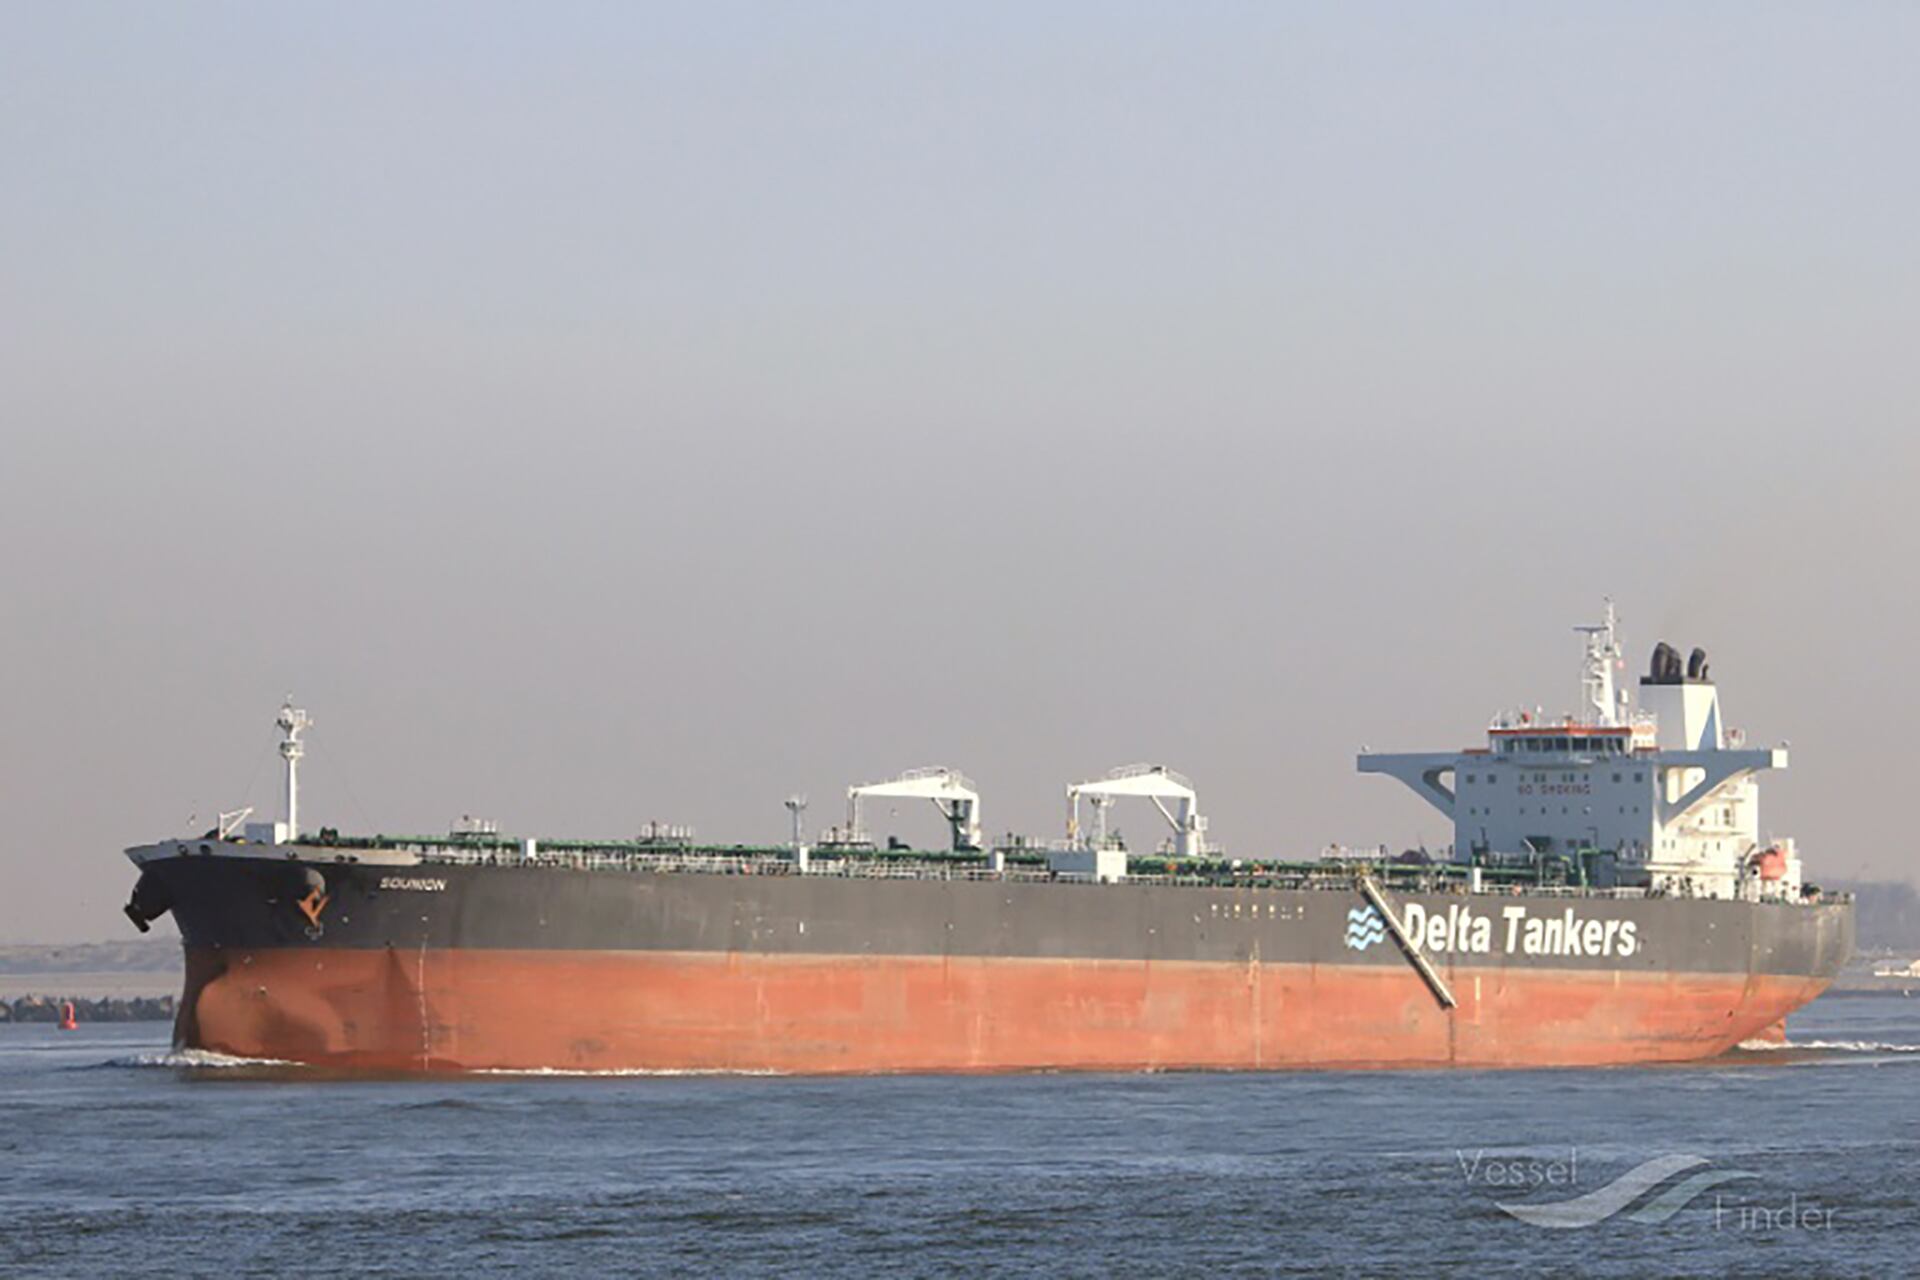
top-left (784, 794), bottom-right (808, 850)
top-left (1573, 600), bottom-right (1624, 727)
top-left (276, 698), bottom-right (311, 843)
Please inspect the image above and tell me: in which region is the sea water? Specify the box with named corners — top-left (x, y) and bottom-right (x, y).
top-left (1, 998), bottom-right (1916, 1277)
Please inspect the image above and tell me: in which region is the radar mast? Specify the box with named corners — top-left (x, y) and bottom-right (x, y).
top-left (1574, 600), bottom-right (1624, 727)
top-left (276, 698), bottom-right (311, 842)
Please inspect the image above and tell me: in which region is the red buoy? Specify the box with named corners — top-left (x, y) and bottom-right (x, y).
top-left (58, 1001), bottom-right (78, 1032)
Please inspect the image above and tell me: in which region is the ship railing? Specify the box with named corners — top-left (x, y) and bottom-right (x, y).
top-left (806, 860), bottom-right (1059, 883)
top-left (416, 845), bottom-right (1161, 884)
top-left (1471, 884), bottom-right (1651, 900)
top-left (405, 845), bottom-right (1840, 903)
top-left (419, 847), bottom-right (793, 877)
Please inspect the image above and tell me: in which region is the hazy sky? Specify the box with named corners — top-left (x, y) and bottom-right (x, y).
top-left (3, 6), bottom-right (1917, 942)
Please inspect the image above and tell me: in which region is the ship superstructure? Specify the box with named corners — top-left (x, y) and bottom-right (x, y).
top-left (1360, 602), bottom-right (1800, 901)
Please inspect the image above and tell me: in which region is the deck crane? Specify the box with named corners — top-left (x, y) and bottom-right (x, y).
top-left (1066, 765), bottom-right (1208, 859)
top-left (845, 767), bottom-right (983, 852)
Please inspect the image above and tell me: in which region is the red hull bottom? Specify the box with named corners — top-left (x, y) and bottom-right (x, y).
top-left (177, 948), bottom-right (1829, 1074)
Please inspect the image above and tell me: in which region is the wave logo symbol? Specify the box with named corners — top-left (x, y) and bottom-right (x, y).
top-left (1344, 904), bottom-right (1387, 951)
top-left (1497, 1155), bottom-right (1755, 1229)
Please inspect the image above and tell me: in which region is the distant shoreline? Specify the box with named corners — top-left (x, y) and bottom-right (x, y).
top-left (0, 940), bottom-right (181, 1013)
top-left (4, 993), bottom-right (175, 1023)
top-left (0, 970), bottom-right (178, 1001)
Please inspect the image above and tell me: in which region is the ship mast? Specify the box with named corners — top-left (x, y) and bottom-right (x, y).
top-left (1574, 599), bottom-right (1623, 727)
top-left (277, 698), bottom-right (311, 842)
top-left (784, 794), bottom-right (808, 850)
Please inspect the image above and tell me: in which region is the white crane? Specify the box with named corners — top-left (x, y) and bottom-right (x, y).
top-left (1066, 764), bottom-right (1208, 859)
top-left (846, 767), bottom-right (982, 852)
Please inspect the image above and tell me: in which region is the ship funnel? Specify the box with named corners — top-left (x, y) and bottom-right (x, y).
top-left (1646, 642), bottom-right (1684, 685)
top-left (1687, 647), bottom-right (1710, 682)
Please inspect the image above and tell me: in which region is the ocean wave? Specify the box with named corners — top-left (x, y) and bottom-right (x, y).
top-left (1735, 1038), bottom-right (1920, 1054)
top-left (98, 1048), bottom-right (307, 1070)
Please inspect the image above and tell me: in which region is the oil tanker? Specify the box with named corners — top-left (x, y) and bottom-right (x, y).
top-left (122, 605), bottom-right (1852, 1073)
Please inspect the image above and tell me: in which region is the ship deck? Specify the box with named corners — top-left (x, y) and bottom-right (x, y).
top-left (257, 834), bottom-right (1841, 906)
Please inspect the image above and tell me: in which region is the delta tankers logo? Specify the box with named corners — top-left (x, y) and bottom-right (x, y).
top-left (1344, 898), bottom-right (1643, 958)
top-left (1344, 905), bottom-right (1387, 951)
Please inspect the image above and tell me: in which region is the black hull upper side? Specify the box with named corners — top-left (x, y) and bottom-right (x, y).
top-left (129, 845), bottom-right (1855, 983)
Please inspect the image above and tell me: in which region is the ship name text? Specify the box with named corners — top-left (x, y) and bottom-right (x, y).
top-left (378, 876), bottom-right (449, 892)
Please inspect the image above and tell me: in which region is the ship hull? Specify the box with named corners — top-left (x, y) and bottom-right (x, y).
top-left (131, 844), bottom-right (1854, 1074)
top-left (176, 946), bottom-right (1833, 1074)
